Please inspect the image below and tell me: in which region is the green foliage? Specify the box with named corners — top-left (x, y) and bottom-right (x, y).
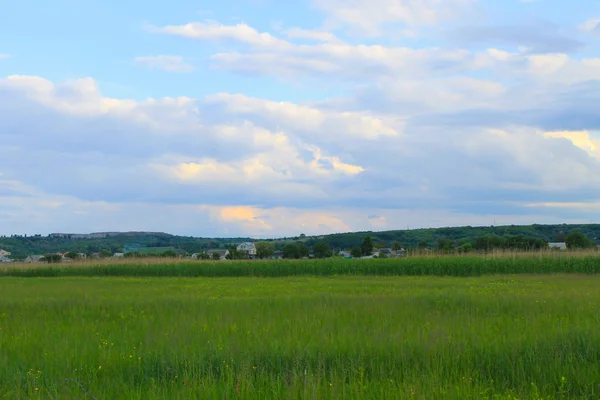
top-left (437, 238), bottom-right (455, 252)
top-left (282, 244), bottom-right (300, 259)
top-left (351, 247), bottom-right (362, 258)
top-left (473, 235), bottom-right (506, 251)
top-left (64, 251), bottom-right (80, 260)
top-left (256, 241), bottom-right (275, 259)
top-left (298, 244), bottom-right (310, 258)
top-left (161, 250), bottom-right (177, 258)
top-left (360, 236), bottom-right (374, 256)
top-left (458, 243), bottom-right (473, 253)
top-left (5, 254), bottom-right (600, 278)
top-left (2, 224), bottom-right (600, 260)
top-left (211, 252), bottom-right (221, 261)
top-left (43, 254), bottom-right (62, 264)
top-left (1, 275), bottom-right (600, 398)
top-left (312, 242), bottom-right (332, 258)
top-left (505, 235), bottom-right (548, 250)
top-left (392, 241), bottom-right (403, 251)
top-left (565, 232), bottom-right (594, 249)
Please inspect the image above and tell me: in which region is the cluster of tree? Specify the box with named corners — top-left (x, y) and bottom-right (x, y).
top-left (431, 232), bottom-right (597, 253)
top-left (348, 236), bottom-right (375, 258)
top-left (565, 232), bottom-right (596, 249)
top-left (282, 243), bottom-right (310, 259)
top-left (3, 224), bottom-right (600, 260)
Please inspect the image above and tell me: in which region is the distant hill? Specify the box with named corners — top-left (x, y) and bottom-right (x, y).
top-left (1, 224), bottom-right (599, 259)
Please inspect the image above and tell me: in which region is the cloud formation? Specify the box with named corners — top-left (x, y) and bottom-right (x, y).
top-left (133, 55), bottom-right (195, 72)
top-left (2, 1), bottom-right (600, 236)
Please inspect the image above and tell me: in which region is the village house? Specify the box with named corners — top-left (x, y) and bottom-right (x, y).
top-left (0, 255), bottom-right (12, 263)
top-left (25, 255), bottom-right (44, 263)
top-left (339, 250), bottom-right (352, 258)
top-left (391, 248), bottom-right (407, 257)
top-left (236, 242), bottom-right (257, 256)
top-left (206, 249), bottom-right (230, 260)
top-left (548, 242), bottom-right (567, 250)
top-left (0, 249), bottom-right (11, 256)
top-left (378, 248), bottom-right (393, 257)
top-left (113, 253), bottom-right (125, 258)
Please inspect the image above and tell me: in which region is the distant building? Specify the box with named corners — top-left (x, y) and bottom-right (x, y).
top-left (378, 248), bottom-right (392, 256)
top-left (25, 255), bottom-right (44, 263)
top-left (206, 249), bottom-right (230, 260)
top-left (237, 242), bottom-right (257, 256)
top-left (113, 253), bottom-right (125, 258)
top-left (0, 249), bottom-right (11, 256)
top-left (391, 248), bottom-right (407, 257)
top-left (0, 255), bottom-right (12, 263)
top-left (548, 242), bottom-right (567, 251)
top-left (272, 251), bottom-right (284, 260)
top-left (339, 251), bottom-right (352, 258)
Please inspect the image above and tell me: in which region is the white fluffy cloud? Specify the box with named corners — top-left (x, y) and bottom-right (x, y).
top-left (579, 18), bottom-right (600, 33)
top-left (133, 55), bottom-right (195, 72)
top-left (3, 2), bottom-right (600, 236)
top-left (311, 0), bottom-right (474, 35)
top-left (2, 72), bottom-right (600, 236)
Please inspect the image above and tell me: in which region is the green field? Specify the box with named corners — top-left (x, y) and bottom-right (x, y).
top-left (3, 253), bottom-right (600, 278)
top-left (1, 274), bottom-right (600, 399)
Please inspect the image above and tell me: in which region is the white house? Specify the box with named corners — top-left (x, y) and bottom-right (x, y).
top-left (339, 250), bottom-right (352, 258)
top-left (0, 255), bottom-right (12, 263)
top-left (25, 255), bottom-right (44, 263)
top-left (113, 253), bottom-right (125, 258)
top-left (206, 249), bottom-right (230, 260)
top-left (548, 242), bottom-right (567, 250)
top-left (237, 242), bottom-right (257, 256)
top-left (0, 249), bottom-right (11, 256)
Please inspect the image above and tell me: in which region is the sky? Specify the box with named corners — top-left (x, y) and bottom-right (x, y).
top-left (1, 0), bottom-right (600, 237)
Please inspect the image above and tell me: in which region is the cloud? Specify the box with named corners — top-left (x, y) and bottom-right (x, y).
top-left (447, 22), bottom-right (584, 53)
top-left (544, 131), bottom-right (600, 161)
top-left (3, 73), bottom-right (600, 235)
top-left (133, 55), bottom-right (195, 72)
top-left (156, 20), bottom-right (472, 80)
top-left (310, 0), bottom-right (474, 36)
top-left (579, 18), bottom-right (600, 34)
top-left (283, 28), bottom-right (341, 43)
top-left (152, 20), bottom-right (288, 48)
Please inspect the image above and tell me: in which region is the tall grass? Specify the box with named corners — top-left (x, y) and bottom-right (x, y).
top-left (1, 275), bottom-right (600, 398)
top-left (2, 252), bottom-right (600, 278)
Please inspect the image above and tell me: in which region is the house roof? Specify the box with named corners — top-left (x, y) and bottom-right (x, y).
top-left (207, 249), bottom-right (229, 255)
top-left (548, 242), bottom-right (567, 249)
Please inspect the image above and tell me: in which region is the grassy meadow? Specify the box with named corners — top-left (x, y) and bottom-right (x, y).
top-left (2, 273), bottom-right (600, 399)
top-left (2, 251), bottom-right (600, 278)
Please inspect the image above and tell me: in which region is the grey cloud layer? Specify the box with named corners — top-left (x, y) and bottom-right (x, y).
top-left (3, 1), bottom-right (600, 236)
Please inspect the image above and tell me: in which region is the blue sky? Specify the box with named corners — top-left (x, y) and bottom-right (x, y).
top-left (1, 0), bottom-right (600, 237)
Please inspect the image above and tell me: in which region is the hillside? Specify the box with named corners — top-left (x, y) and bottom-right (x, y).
top-left (1, 224), bottom-right (599, 259)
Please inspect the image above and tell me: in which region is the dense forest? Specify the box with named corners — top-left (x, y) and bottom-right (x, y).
top-left (1, 224), bottom-right (599, 259)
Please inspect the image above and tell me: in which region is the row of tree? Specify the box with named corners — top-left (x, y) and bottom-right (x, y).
top-left (431, 232), bottom-right (596, 252)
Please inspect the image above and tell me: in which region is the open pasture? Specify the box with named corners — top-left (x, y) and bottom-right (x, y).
top-left (2, 252), bottom-right (600, 278)
top-left (1, 274), bottom-right (600, 399)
